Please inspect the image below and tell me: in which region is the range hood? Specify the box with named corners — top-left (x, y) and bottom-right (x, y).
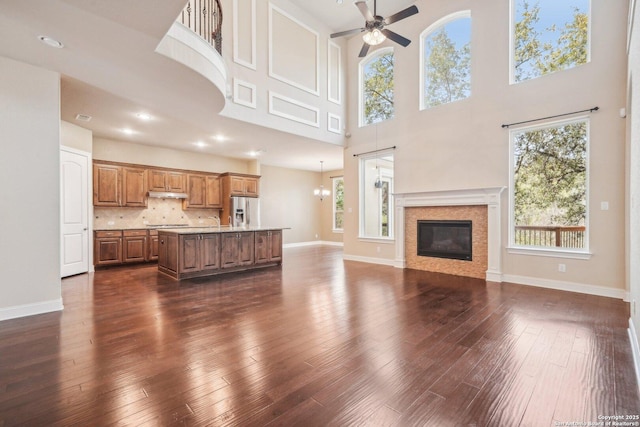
top-left (147, 191), bottom-right (188, 199)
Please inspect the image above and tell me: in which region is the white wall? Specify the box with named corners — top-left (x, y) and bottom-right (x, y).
top-left (93, 137), bottom-right (250, 173)
top-left (627, 0), bottom-right (640, 378)
top-left (0, 56), bottom-right (63, 320)
top-left (260, 164), bottom-right (322, 244)
top-left (342, 0), bottom-right (629, 295)
top-left (61, 121), bottom-right (92, 152)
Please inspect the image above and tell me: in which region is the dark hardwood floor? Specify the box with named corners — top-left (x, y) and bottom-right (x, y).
top-left (1, 246), bottom-right (638, 426)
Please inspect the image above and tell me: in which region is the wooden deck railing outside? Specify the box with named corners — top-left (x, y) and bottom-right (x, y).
top-left (515, 225), bottom-right (586, 248)
top-left (179, 0), bottom-right (223, 54)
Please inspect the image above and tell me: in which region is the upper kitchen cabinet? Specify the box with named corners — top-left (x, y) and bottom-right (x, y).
top-left (148, 169), bottom-right (186, 192)
top-left (93, 161), bottom-right (147, 207)
top-left (183, 173), bottom-right (221, 209)
top-left (221, 173), bottom-right (260, 197)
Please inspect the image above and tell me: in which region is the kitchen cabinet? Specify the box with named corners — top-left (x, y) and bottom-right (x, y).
top-left (148, 230), bottom-right (159, 261)
top-left (221, 173), bottom-right (260, 197)
top-left (93, 163), bottom-right (120, 206)
top-left (93, 162), bottom-right (147, 207)
top-left (158, 233), bottom-right (178, 273)
top-left (123, 229), bottom-right (148, 263)
top-left (183, 173), bottom-right (221, 209)
top-left (148, 169), bottom-right (185, 192)
top-left (254, 230), bottom-right (282, 264)
top-left (94, 229), bottom-right (160, 267)
top-left (221, 231), bottom-right (254, 269)
top-left (179, 233), bottom-right (221, 274)
top-left (157, 229), bottom-right (283, 280)
top-left (94, 230), bottom-right (122, 265)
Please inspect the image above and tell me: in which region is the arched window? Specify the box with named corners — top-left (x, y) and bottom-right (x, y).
top-left (420, 12), bottom-right (471, 110)
top-left (359, 47), bottom-right (394, 127)
top-left (511, 0), bottom-right (590, 83)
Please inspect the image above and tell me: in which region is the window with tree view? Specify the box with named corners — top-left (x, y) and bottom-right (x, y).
top-left (332, 177), bottom-right (344, 231)
top-left (360, 48), bottom-right (394, 126)
top-left (513, 0), bottom-right (589, 83)
top-left (421, 13), bottom-right (471, 109)
top-left (511, 119), bottom-right (588, 250)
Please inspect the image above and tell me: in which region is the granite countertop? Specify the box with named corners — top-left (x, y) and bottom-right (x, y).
top-left (157, 226), bottom-right (289, 234)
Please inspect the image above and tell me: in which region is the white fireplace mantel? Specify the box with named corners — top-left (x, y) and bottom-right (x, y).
top-left (394, 187), bottom-right (506, 282)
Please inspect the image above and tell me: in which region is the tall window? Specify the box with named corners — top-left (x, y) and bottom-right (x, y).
top-left (510, 119), bottom-right (588, 250)
top-left (332, 176), bottom-right (344, 231)
top-left (421, 12), bottom-right (471, 110)
top-left (512, 0), bottom-right (590, 83)
top-left (360, 48), bottom-right (394, 126)
top-left (360, 153), bottom-right (394, 239)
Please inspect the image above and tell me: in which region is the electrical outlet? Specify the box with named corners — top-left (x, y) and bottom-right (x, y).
top-left (107, 221), bottom-right (115, 225)
top-left (558, 263), bottom-right (566, 273)
top-left (199, 219), bottom-right (204, 223)
top-left (315, 234), bottom-right (318, 239)
top-left (377, 246), bottom-right (381, 253)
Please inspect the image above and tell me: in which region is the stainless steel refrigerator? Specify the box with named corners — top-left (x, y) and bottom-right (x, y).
top-left (230, 196), bottom-right (260, 228)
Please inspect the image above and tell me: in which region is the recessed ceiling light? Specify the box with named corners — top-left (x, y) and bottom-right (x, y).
top-left (136, 113), bottom-right (151, 121)
top-left (248, 149), bottom-right (266, 157)
top-left (75, 114), bottom-right (92, 122)
top-left (193, 141), bottom-right (208, 148)
top-left (212, 134), bottom-right (227, 142)
top-left (38, 35), bottom-right (64, 48)
top-left (121, 128), bottom-right (135, 135)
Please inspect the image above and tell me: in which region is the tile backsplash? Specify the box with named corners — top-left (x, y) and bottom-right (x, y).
top-left (94, 198), bottom-right (221, 229)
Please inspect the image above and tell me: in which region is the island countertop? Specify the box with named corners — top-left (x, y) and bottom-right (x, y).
top-left (157, 226), bottom-right (289, 235)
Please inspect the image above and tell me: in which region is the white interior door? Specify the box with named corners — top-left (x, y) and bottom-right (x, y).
top-left (61, 147), bottom-right (90, 277)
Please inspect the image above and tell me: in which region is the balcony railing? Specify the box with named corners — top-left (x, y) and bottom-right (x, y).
top-left (515, 225), bottom-right (586, 248)
top-left (179, 0), bottom-right (223, 54)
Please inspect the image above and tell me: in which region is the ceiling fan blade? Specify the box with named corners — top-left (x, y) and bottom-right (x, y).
top-left (382, 29), bottom-right (411, 47)
top-left (359, 42), bottom-right (371, 58)
top-left (355, 0), bottom-right (374, 22)
top-left (330, 27), bottom-right (365, 38)
top-left (384, 5), bottom-right (419, 25)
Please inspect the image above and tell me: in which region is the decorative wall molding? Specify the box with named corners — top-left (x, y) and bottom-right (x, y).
top-left (0, 298), bottom-right (64, 322)
top-left (394, 187), bottom-right (506, 281)
top-left (268, 3), bottom-right (319, 96)
top-left (327, 40), bottom-right (341, 104)
top-left (269, 91), bottom-right (320, 127)
top-left (233, 0), bottom-right (257, 70)
top-left (327, 112), bottom-right (342, 134)
top-left (233, 78), bottom-right (257, 108)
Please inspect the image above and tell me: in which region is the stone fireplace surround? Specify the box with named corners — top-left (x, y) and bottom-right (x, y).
top-left (394, 187), bottom-right (506, 282)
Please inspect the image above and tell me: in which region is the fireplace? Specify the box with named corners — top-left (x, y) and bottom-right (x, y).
top-left (394, 187), bottom-right (506, 281)
top-left (417, 220), bottom-right (472, 261)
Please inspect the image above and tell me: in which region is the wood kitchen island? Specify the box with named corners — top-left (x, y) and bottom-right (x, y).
top-left (157, 227), bottom-right (284, 280)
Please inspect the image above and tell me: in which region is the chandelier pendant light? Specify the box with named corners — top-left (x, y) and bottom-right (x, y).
top-left (314, 161), bottom-right (331, 201)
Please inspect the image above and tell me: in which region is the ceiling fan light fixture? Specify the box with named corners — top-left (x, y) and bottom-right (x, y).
top-left (363, 29), bottom-right (386, 46)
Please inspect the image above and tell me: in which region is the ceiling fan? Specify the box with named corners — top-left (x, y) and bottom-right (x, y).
top-left (330, 0), bottom-right (419, 57)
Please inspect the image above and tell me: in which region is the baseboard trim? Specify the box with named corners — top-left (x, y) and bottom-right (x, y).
top-left (343, 254), bottom-right (396, 267)
top-left (629, 318), bottom-right (640, 393)
top-left (284, 241), bottom-right (344, 248)
top-left (502, 274), bottom-right (626, 300)
top-left (0, 298), bottom-right (64, 322)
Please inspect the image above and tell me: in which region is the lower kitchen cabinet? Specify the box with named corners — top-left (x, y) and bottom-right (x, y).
top-left (221, 232), bottom-right (254, 269)
top-left (94, 230), bottom-right (122, 266)
top-left (123, 230), bottom-right (148, 263)
top-left (158, 229), bottom-right (282, 280)
top-left (148, 230), bottom-right (159, 261)
top-left (94, 229), bottom-right (158, 267)
top-left (179, 233), bottom-right (221, 274)
top-left (255, 230), bottom-right (282, 264)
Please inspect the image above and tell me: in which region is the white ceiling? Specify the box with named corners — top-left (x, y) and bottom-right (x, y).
top-left (0, 0), bottom-right (415, 172)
